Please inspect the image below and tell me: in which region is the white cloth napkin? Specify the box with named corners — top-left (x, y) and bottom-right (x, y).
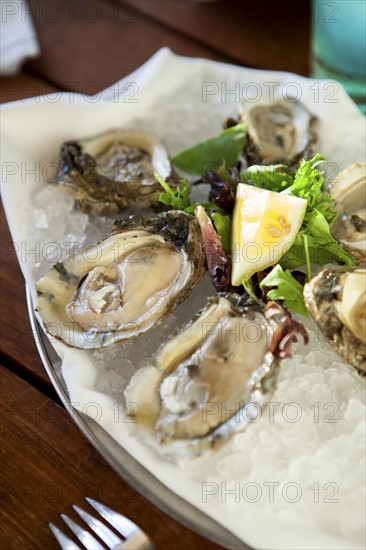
top-left (0, 0), bottom-right (40, 75)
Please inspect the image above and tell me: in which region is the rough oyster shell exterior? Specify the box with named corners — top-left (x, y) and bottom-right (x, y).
top-left (58, 130), bottom-right (179, 214)
top-left (304, 268), bottom-right (366, 373)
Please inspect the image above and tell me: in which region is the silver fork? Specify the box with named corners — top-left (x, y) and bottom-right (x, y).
top-left (49, 497), bottom-right (153, 550)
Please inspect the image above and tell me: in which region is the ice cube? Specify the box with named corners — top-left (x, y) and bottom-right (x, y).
top-left (33, 208), bottom-right (48, 229)
top-left (34, 185), bottom-right (74, 213)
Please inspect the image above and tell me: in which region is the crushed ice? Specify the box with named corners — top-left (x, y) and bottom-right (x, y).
top-left (180, 316), bottom-right (365, 546)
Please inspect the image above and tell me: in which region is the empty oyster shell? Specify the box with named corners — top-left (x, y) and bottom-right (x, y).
top-left (330, 162), bottom-right (366, 265)
top-left (36, 211), bottom-right (206, 349)
top-left (58, 130), bottom-right (177, 214)
top-left (125, 294), bottom-right (281, 458)
top-left (304, 268), bottom-right (366, 373)
top-left (240, 99), bottom-right (317, 167)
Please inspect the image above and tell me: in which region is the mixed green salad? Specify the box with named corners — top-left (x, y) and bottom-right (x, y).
top-left (155, 122), bottom-right (355, 317)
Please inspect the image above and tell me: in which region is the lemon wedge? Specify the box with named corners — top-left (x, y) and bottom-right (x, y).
top-left (231, 183), bottom-right (307, 285)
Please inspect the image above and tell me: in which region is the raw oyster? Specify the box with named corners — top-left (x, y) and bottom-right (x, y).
top-left (304, 268), bottom-right (366, 373)
top-left (125, 294), bottom-right (281, 458)
top-left (36, 211), bottom-right (205, 349)
top-left (239, 99), bottom-right (317, 166)
top-left (330, 162), bottom-right (366, 265)
top-left (58, 130), bottom-right (177, 214)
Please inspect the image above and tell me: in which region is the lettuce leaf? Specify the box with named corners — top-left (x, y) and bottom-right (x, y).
top-left (155, 171), bottom-right (217, 215)
top-left (240, 164), bottom-right (293, 192)
top-left (281, 209), bottom-right (356, 270)
top-left (195, 206), bottom-right (232, 292)
top-left (155, 171), bottom-right (191, 210)
top-left (260, 265), bottom-right (309, 317)
top-left (211, 212), bottom-right (232, 253)
top-left (172, 123), bottom-right (247, 176)
top-left (286, 154), bottom-right (337, 224)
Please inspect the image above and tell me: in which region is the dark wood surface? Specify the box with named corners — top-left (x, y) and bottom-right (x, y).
top-left (0, 1), bottom-right (310, 548)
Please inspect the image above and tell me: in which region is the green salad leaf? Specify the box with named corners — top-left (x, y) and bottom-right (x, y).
top-left (155, 171), bottom-right (217, 215)
top-left (211, 212), bottom-right (232, 253)
top-left (242, 277), bottom-right (258, 301)
top-left (277, 155), bottom-right (355, 271)
top-left (260, 265), bottom-right (309, 317)
top-left (185, 202), bottom-right (218, 216)
top-left (285, 154), bottom-right (337, 224)
top-left (281, 209), bottom-right (356, 270)
top-left (240, 164), bottom-right (293, 192)
top-left (172, 123), bottom-right (247, 176)
top-left (154, 171), bottom-right (191, 210)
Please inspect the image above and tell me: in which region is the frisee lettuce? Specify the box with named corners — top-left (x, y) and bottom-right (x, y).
top-left (278, 155), bottom-right (355, 270)
top-left (240, 164), bottom-right (293, 192)
top-left (155, 171), bottom-right (191, 210)
top-left (155, 171), bottom-right (217, 216)
top-left (285, 154), bottom-right (336, 223)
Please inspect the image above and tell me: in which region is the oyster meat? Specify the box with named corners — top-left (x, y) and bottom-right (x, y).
top-left (240, 99), bottom-right (317, 167)
top-left (125, 294), bottom-right (281, 457)
top-left (58, 130), bottom-right (177, 214)
top-left (304, 268), bottom-right (366, 373)
top-left (330, 162), bottom-right (366, 265)
top-left (36, 211), bottom-right (205, 349)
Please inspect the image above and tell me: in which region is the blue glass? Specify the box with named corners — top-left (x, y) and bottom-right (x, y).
top-left (312, 0), bottom-right (366, 113)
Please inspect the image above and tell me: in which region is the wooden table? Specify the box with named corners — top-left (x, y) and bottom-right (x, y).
top-left (0, 1), bottom-right (310, 548)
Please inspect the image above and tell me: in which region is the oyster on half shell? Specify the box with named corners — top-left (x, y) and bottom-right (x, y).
top-left (36, 211), bottom-right (205, 349)
top-left (240, 99), bottom-right (317, 167)
top-left (304, 268), bottom-right (366, 373)
top-left (58, 130), bottom-right (177, 214)
top-left (125, 294), bottom-right (281, 458)
top-left (330, 162), bottom-right (366, 265)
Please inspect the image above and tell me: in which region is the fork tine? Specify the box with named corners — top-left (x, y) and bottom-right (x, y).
top-left (49, 523), bottom-right (81, 550)
top-left (73, 505), bottom-right (123, 548)
top-left (61, 514), bottom-right (105, 550)
top-left (86, 498), bottom-right (138, 539)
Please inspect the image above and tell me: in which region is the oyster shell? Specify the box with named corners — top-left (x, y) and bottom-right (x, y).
top-left (240, 99), bottom-right (317, 166)
top-left (125, 294), bottom-right (281, 458)
top-left (58, 130), bottom-right (177, 214)
top-left (330, 162), bottom-right (366, 265)
top-left (304, 268), bottom-right (366, 373)
top-left (36, 211), bottom-right (206, 349)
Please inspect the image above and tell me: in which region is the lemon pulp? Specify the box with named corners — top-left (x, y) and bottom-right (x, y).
top-left (231, 183), bottom-right (307, 285)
